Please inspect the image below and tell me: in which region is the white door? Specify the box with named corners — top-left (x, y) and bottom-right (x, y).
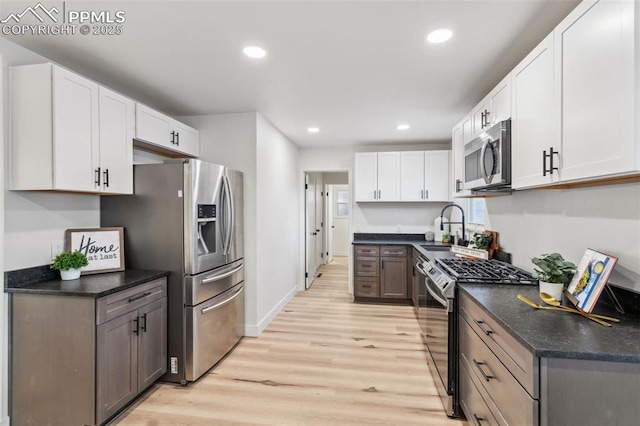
top-left (52, 66), bottom-right (99, 192)
top-left (452, 116), bottom-right (473, 197)
top-left (135, 103), bottom-right (174, 149)
top-left (173, 120), bottom-right (200, 157)
top-left (98, 87), bottom-right (134, 194)
top-left (314, 176), bottom-right (324, 269)
top-left (325, 186), bottom-right (334, 263)
top-left (305, 174), bottom-right (317, 289)
top-left (331, 185), bottom-right (350, 256)
top-left (488, 75), bottom-right (511, 126)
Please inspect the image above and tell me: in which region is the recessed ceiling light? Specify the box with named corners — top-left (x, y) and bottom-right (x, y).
top-left (307, 127), bottom-right (320, 133)
top-left (426, 29), bottom-right (453, 44)
top-left (397, 124), bottom-right (411, 130)
top-left (243, 46), bottom-right (266, 58)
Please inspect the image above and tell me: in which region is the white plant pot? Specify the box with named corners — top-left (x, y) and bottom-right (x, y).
top-left (60, 268), bottom-right (81, 281)
top-left (539, 281), bottom-right (564, 301)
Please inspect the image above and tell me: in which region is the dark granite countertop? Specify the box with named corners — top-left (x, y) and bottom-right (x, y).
top-left (352, 233), bottom-right (452, 254)
top-left (5, 270), bottom-right (169, 298)
top-left (459, 284), bottom-right (640, 363)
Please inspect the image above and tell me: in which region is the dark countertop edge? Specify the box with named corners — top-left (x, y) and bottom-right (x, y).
top-left (5, 270), bottom-right (170, 298)
top-left (458, 285), bottom-right (640, 364)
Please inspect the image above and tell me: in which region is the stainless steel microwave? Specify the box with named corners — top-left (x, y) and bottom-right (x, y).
top-left (464, 119), bottom-right (511, 191)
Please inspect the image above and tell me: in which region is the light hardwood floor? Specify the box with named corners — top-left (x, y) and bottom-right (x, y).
top-left (114, 256), bottom-right (468, 425)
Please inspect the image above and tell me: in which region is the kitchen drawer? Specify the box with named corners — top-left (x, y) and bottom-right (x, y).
top-left (460, 315), bottom-right (538, 426)
top-left (355, 245), bottom-right (379, 256)
top-left (355, 257), bottom-right (379, 277)
top-left (354, 277), bottom-right (379, 298)
top-left (380, 246), bottom-right (406, 257)
top-left (459, 291), bottom-right (538, 398)
top-left (96, 278), bottom-right (167, 325)
top-left (459, 361), bottom-right (504, 426)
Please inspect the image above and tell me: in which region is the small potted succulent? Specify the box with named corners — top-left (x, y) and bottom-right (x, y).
top-left (472, 232), bottom-right (492, 250)
top-left (442, 233), bottom-right (451, 244)
top-left (51, 250), bottom-right (89, 280)
top-left (531, 253), bottom-right (577, 301)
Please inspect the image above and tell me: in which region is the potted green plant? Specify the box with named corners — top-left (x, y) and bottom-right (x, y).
top-left (442, 233), bottom-right (451, 244)
top-left (51, 250), bottom-right (89, 280)
top-left (472, 232), bottom-right (492, 250)
top-left (531, 253), bottom-right (577, 300)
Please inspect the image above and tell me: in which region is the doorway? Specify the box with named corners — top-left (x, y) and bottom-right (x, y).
top-left (303, 171), bottom-right (349, 290)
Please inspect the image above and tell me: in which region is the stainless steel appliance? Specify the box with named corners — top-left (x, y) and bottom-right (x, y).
top-left (417, 252), bottom-right (536, 417)
top-left (101, 159), bottom-right (244, 384)
top-left (464, 119), bottom-right (511, 191)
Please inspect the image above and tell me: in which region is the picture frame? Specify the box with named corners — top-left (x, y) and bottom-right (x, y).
top-left (65, 227), bottom-right (125, 274)
top-left (565, 248), bottom-right (618, 313)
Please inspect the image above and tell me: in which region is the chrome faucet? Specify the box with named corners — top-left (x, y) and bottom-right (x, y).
top-left (440, 203), bottom-right (465, 245)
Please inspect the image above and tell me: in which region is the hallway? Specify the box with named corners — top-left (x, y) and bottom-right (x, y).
top-left (115, 257), bottom-right (467, 425)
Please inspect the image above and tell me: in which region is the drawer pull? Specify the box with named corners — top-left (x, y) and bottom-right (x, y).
top-left (473, 319), bottom-right (493, 335)
top-left (362, 264), bottom-right (372, 268)
top-left (473, 414), bottom-right (486, 426)
top-left (360, 250), bottom-right (373, 253)
top-left (128, 292), bottom-right (152, 303)
top-left (473, 359), bottom-right (493, 382)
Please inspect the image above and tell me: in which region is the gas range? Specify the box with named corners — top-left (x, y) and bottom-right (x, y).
top-left (437, 258), bottom-right (538, 285)
top-left (419, 256), bottom-right (537, 299)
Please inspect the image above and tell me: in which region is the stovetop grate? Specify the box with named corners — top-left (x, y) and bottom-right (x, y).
top-left (436, 258), bottom-right (537, 284)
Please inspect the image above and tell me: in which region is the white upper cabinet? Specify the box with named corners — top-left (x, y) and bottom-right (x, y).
top-left (376, 152), bottom-right (401, 201)
top-left (135, 104), bottom-right (199, 158)
top-left (400, 150), bottom-right (450, 202)
top-left (99, 87), bottom-right (134, 194)
top-left (354, 152), bottom-right (379, 201)
top-left (52, 66), bottom-right (100, 192)
top-left (511, 33), bottom-right (560, 189)
top-left (471, 75), bottom-right (512, 137)
top-left (424, 151), bottom-right (450, 202)
top-left (554, 0), bottom-right (636, 182)
top-left (400, 151), bottom-right (424, 201)
top-left (10, 64), bottom-right (132, 194)
top-left (354, 151), bottom-right (402, 202)
top-left (452, 115), bottom-right (473, 197)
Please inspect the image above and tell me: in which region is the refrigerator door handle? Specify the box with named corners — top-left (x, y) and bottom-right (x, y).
top-left (223, 175), bottom-right (234, 256)
top-left (201, 264), bottom-right (244, 284)
top-left (202, 285), bottom-right (244, 314)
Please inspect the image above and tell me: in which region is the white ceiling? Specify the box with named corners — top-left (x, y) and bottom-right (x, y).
top-left (1, 0), bottom-right (580, 147)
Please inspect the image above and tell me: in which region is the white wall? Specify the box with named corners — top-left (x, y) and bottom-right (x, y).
top-left (181, 112), bottom-right (260, 334)
top-left (255, 114), bottom-right (299, 330)
top-left (484, 183), bottom-right (640, 293)
top-left (299, 143), bottom-right (452, 235)
top-left (1, 40), bottom-right (101, 271)
top-left (182, 112), bottom-right (299, 336)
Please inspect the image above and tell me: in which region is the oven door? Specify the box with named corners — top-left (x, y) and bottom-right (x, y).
top-left (424, 275), bottom-right (457, 417)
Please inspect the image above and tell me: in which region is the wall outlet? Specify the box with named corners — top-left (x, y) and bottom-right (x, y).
top-left (51, 241), bottom-right (64, 260)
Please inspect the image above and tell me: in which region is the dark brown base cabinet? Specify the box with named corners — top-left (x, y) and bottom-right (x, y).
top-left (459, 291), bottom-right (640, 426)
top-left (11, 278), bottom-right (167, 426)
top-left (354, 245), bottom-right (408, 301)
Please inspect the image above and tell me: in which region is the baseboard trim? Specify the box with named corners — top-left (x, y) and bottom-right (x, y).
top-left (243, 285), bottom-right (298, 337)
top-left (0, 415), bottom-right (9, 426)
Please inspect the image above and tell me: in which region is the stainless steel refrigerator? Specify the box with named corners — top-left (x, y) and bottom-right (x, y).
top-left (101, 159), bottom-right (244, 384)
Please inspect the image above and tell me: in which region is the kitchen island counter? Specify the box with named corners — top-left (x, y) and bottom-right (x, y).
top-left (5, 269), bottom-right (169, 298)
top-left (459, 284), bottom-right (640, 363)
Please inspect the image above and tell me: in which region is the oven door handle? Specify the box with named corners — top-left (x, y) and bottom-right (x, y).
top-left (425, 279), bottom-right (449, 310)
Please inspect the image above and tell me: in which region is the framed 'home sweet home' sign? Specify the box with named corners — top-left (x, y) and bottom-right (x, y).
top-left (65, 227), bottom-right (125, 274)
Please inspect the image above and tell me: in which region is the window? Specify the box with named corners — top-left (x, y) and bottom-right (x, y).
top-left (336, 190), bottom-right (349, 217)
top-left (468, 198), bottom-right (485, 225)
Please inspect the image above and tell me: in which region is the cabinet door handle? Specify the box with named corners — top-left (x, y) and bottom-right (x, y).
top-left (378, 190), bottom-right (381, 199)
top-left (473, 414), bottom-right (486, 426)
top-left (140, 313), bottom-right (147, 332)
top-left (543, 147), bottom-right (559, 176)
top-left (175, 132), bottom-right (180, 146)
top-left (373, 190), bottom-right (377, 200)
top-left (424, 189), bottom-right (428, 199)
top-left (170, 130), bottom-right (176, 144)
top-left (128, 291), bottom-right (152, 303)
top-left (455, 179), bottom-right (462, 193)
top-left (103, 169), bottom-right (109, 188)
top-left (484, 110), bottom-right (490, 127)
top-left (473, 319), bottom-right (493, 335)
top-left (95, 167), bottom-right (101, 186)
top-left (133, 317), bottom-right (139, 335)
top-left (420, 189), bottom-right (424, 199)
top-left (473, 359), bottom-right (493, 382)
